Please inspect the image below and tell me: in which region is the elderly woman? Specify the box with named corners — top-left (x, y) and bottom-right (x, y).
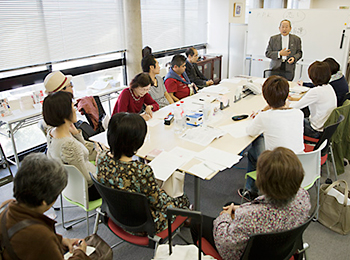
top-left (0, 153), bottom-right (89, 259)
top-left (43, 91), bottom-right (100, 201)
top-left (191, 147), bottom-right (311, 260)
top-left (112, 73), bottom-right (159, 121)
top-left (97, 112), bottom-right (190, 233)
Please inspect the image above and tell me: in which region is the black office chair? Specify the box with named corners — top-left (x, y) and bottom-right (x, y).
top-left (239, 213), bottom-right (313, 260)
top-left (0, 144), bottom-right (13, 187)
top-left (304, 114), bottom-right (345, 184)
top-left (90, 174), bottom-right (187, 251)
top-left (263, 69), bottom-right (293, 81)
top-left (341, 91), bottom-right (350, 105)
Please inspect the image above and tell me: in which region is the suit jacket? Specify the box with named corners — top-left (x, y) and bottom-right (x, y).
top-left (185, 60), bottom-right (208, 88)
top-left (265, 33), bottom-right (302, 80)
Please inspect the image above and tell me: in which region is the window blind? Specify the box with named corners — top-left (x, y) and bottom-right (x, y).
top-left (0, 0), bottom-right (125, 72)
top-left (141, 0), bottom-right (207, 52)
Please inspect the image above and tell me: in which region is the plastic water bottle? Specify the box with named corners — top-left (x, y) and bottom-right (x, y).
top-left (180, 100), bottom-right (187, 128)
top-left (174, 103), bottom-right (183, 134)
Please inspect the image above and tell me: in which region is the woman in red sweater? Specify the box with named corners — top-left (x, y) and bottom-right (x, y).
top-left (112, 73), bottom-right (159, 121)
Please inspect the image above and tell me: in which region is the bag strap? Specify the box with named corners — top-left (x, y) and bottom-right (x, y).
top-left (1, 207), bottom-right (41, 260)
top-left (324, 179), bottom-right (349, 206)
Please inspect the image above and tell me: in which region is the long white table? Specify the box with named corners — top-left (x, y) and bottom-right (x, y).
top-left (1, 85), bottom-right (125, 168)
top-left (91, 77), bottom-right (268, 210)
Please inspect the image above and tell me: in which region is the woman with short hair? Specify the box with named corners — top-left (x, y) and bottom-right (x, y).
top-left (191, 147), bottom-right (311, 260)
top-left (0, 153), bottom-right (89, 259)
top-left (291, 61), bottom-right (337, 138)
top-left (43, 91), bottom-right (100, 201)
top-left (97, 112), bottom-right (190, 233)
top-left (112, 73), bottom-right (159, 121)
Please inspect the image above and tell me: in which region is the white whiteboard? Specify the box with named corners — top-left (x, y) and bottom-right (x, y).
top-left (247, 9), bottom-right (350, 72)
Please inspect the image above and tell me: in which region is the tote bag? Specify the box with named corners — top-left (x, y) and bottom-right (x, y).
top-left (318, 179), bottom-right (350, 235)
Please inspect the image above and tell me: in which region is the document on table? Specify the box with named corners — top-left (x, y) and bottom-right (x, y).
top-left (169, 147), bottom-right (196, 162)
top-left (180, 126), bottom-right (226, 146)
top-left (188, 161), bottom-right (224, 179)
top-left (196, 146), bottom-right (242, 168)
top-left (147, 118), bottom-right (162, 127)
top-left (219, 119), bottom-right (252, 138)
top-left (148, 151), bottom-right (189, 181)
top-left (200, 85), bottom-right (230, 94)
top-left (64, 246), bottom-right (95, 259)
top-left (89, 131), bottom-right (109, 147)
top-left (220, 78), bottom-right (242, 84)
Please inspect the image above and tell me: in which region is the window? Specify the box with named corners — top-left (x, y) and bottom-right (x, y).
top-left (0, 0), bottom-right (125, 74)
top-left (141, 0), bottom-right (207, 52)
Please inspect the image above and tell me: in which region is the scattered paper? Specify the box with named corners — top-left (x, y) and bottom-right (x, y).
top-left (200, 85), bottom-right (230, 94)
top-left (220, 78), bottom-right (242, 84)
top-left (196, 146), bottom-right (242, 168)
top-left (180, 126), bottom-right (226, 146)
top-left (219, 119), bottom-right (252, 138)
top-left (147, 118), bottom-right (162, 127)
top-left (89, 131), bottom-right (109, 148)
top-left (148, 151), bottom-right (188, 181)
top-left (188, 161), bottom-right (225, 179)
top-left (168, 147), bottom-right (196, 162)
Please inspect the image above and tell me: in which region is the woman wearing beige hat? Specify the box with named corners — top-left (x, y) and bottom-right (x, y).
top-left (44, 71), bottom-right (74, 95)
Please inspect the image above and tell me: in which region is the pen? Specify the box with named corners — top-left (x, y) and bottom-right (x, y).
top-left (97, 142), bottom-right (103, 150)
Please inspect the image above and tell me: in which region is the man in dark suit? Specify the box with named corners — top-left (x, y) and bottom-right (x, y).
top-left (185, 47), bottom-right (214, 89)
top-left (265, 19), bottom-right (302, 81)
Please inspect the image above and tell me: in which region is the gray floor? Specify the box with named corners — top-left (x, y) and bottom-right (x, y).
top-left (1, 154), bottom-right (350, 260)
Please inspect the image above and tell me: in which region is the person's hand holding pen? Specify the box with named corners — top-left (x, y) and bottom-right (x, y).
top-left (62, 238), bottom-right (87, 253)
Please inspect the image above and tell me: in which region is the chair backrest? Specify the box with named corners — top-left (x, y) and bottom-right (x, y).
top-left (341, 91), bottom-right (350, 104)
top-left (240, 214), bottom-right (313, 260)
top-left (90, 174), bottom-right (156, 236)
top-left (263, 69), bottom-right (293, 80)
top-left (314, 114), bottom-right (344, 156)
top-left (298, 141), bottom-right (325, 190)
top-left (62, 165), bottom-right (89, 210)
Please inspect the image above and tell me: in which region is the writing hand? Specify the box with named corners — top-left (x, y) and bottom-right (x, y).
top-left (62, 238), bottom-right (87, 253)
top-left (297, 80), bottom-right (303, 86)
top-left (206, 80), bottom-right (214, 86)
top-left (73, 239), bottom-right (87, 253)
top-left (280, 48), bottom-right (291, 57)
top-left (141, 113), bottom-right (152, 121)
top-left (287, 57), bottom-right (295, 64)
top-left (145, 105), bottom-right (153, 118)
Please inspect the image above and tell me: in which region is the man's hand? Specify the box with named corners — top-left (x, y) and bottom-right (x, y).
top-left (141, 113), bottom-right (152, 121)
top-left (280, 48), bottom-right (291, 57)
top-left (62, 238), bottom-right (87, 253)
top-left (287, 57), bottom-right (295, 64)
top-left (206, 80), bottom-right (214, 86)
top-left (145, 105), bottom-right (153, 118)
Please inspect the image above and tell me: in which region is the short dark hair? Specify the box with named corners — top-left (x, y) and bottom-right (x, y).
top-left (43, 91), bottom-right (74, 127)
top-left (107, 112), bottom-right (147, 160)
top-left (185, 47), bottom-right (195, 57)
top-left (279, 19), bottom-right (291, 27)
top-left (308, 61), bottom-right (331, 86)
top-left (323, 57), bottom-right (340, 75)
top-left (255, 147), bottom-right (304, 206)
top-left (14, 153), bottom-right (67, 207)
top-left (171, 55), bottom-right (186, 68)
top-left (141, 55), bottom-right (157, 73)
top-left (262, 75), bottom-right (289, 108)
top-left (142, 46), bottom-right (152, 58)
top-left (129, 73), bottom-right (153, 89)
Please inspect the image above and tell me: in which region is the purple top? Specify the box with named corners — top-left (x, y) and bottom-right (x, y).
top-left (213, 188), bottom-right (311, 260)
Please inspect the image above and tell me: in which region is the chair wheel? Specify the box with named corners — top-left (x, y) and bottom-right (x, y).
top-left (325, 178), bottom-right (332, 184)
top-left (344, 160), bottom-right (348, 166)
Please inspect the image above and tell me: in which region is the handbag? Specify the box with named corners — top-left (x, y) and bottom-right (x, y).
top-left (318, 179), bottom-right (350, 235)
top-left (85, 234), bottom-right (113, 260)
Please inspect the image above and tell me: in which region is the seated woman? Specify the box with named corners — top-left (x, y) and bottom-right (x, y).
top-left (43, 91), bottom-right (100, 201)
top-left (290, 61), bottom-right (337, 138)
top-left (239, 75), bottom-right (304, 201)
top-left (191, 147), bottom-right (311, 260)
top-left (112, 73), bottom-right (159, 121)
top-left (97, 112), bottom-right (190, 233)
top-left (0, 153), bottom-right (89, 259)
top-left (298, 57), bottom-right (349, 107)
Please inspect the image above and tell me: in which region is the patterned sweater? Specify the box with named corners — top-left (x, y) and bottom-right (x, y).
top-left (213, 188), bottom-right (311, 260)
top-left (96, 151), bottom-right (189, 232)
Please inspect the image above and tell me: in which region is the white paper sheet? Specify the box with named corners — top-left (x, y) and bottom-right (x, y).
top-left (180, 126), bottom-right (226, 146)
top-left (220, 78), bottom-right (242, 84)
top-left (290, 85), bottom-right (309, 94)
top-left (89, 131), bottom-right (109, 147)
top-left (200, 85), bottom-right (230, 94)
top-left (168, 147), bottom-right (196, 162)
top-left (196, 146), bottom-right (242, 168)
top-left (219, 119), bottom-right (252, 138)
top-left (64, 246), bottom-right (95, 259)
top-left (148, 151), bottom-right (188, 181)
top-left (147, 118), bottom-right (162, 127)
top-left (188, 161), bottom-right (225, 179)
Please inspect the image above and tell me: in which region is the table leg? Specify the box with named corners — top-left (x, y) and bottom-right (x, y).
top-left (8, 124), bottom-right (20, 168)
top-left (194, 176), bottom-right (201, 210)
